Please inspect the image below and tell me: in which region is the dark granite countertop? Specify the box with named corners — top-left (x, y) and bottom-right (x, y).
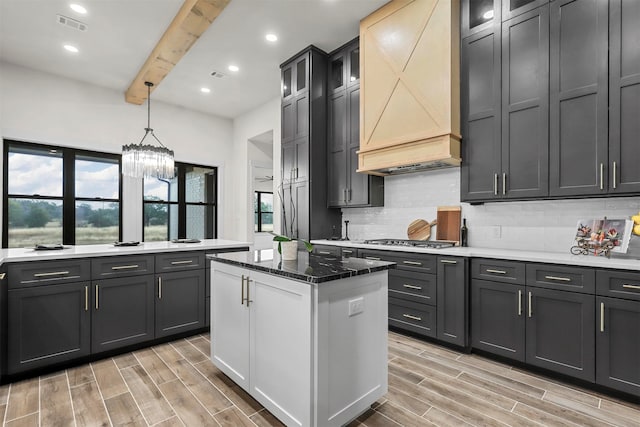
top-left (207, 249), bottom-right (395, 284)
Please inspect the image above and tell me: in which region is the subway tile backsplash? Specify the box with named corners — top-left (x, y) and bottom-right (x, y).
top-left (341, 169), bottom-right (640, 253)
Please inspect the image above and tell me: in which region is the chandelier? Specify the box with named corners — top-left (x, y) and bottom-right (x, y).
top-left (122, 81), bottom-right (175, 179)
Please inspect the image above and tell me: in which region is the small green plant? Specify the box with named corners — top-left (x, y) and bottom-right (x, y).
top-left (271, 233), bottom-right (313, 254)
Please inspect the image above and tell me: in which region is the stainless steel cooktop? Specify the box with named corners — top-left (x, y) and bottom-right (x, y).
top-left (363, 239), bottom-right (455, 249)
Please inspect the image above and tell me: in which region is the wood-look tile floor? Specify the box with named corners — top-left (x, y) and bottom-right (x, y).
top-left (0, 331), bottom-right (638, 426)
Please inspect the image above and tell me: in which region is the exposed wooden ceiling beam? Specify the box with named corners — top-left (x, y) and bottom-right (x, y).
top-left (125, 0), bottom-right (230, 105)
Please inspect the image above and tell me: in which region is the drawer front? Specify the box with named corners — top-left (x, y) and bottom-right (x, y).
top-left (91, 255), bottom-right (155, 279)
top-left (596, 270), bottom-right (640, 301)
top-left (471, 258), bottom-right (525, 284)
top-left (359, 249), bottom-right (436, 273)
top-left (155, 252), bottom-right (205, 272)
top-left (389, 270), bottom-right (436, 305)
top-left (8, 259), bottom-right (91, 288)
top-left (389, 297), bottom-right (436, 338)
top-left (526, 264), bottom-right (595, 293)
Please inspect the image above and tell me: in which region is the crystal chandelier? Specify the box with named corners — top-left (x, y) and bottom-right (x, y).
top-left (122, 81), bottom-right (175, 179)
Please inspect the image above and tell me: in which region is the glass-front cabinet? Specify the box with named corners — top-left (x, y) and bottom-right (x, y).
top-left (462, 0), bottom-right (549, 37)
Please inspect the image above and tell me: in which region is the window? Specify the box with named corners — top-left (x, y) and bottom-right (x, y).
top-left (3, 140), bottom-right (121, 248)
top-left (143, 163), bottom-right (216, 241)
top-left (254, 191), bottom-right (273, 232)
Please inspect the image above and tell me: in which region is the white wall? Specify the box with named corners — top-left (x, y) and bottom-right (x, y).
top-left (0, 61), bottom-right (234, 241)
top-left (342, 168), bottom-right (640, 253)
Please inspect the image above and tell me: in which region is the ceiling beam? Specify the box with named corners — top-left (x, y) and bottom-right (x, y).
top-left (125, 0), bottom-right (230, 105)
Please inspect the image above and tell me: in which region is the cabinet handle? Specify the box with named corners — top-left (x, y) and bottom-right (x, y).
top-left (318, 251), bottom-right (332, 255)
top-left (528, 291), bottom-right (532, 318)
top-left (612, 161), bottom-right (617, 189)
top-left (343, 188), bottom-right (348, 203)
top-left (544, 275), bottom-right (571, 282)
top-left (622, 284), bottom-right (640, 290)
top-left (246, 278), bottom-right (253, 307)
top-left (486, 269), bottom-right (507, 274)
top-left (402, 314), bottom-right (422, 321)
top-left (348, 189), bottom-right (352, 202)
top-left (600, 163), bottom-right (604, 190)
top-left (34, 270), bottom-right (69, 277)
top-left (170, 260), bottom-right (193, 265)
top-left (158, 277), bottom-right (162, 299)
top-left (494, 173), bottom-right (498, 196)
top-left (365, 256), bottom-right (381, 261)
top-left (241, 275), bottom-right (246, 305)
top-left (403, 260), bottom-right (423, 266)
top-left (111, 264), bottom-right (139, 270)
top-left (440, 259), bottom-right (457, 264)
top-left (403, 284), bottom-right (422, 290)
top-left (502, 173), bottom-right (506, 195)
top-left (600, 302), bottom-right (605, 332)
top-left (0, 273), bottom-right (5, 280)
top-left (518, 290), bottom-right (522, 316)
top-left (85, 286), bottom-right (89, 312)
top-left (95, 285), bottom-right (99, 310)
top-left (343, 250), bottom-right (353, 254)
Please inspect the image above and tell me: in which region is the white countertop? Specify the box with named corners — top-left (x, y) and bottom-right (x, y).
top-left (0, 239), bottom-right (251, 264)
top-left (311, 240), bottom-right (640, 271)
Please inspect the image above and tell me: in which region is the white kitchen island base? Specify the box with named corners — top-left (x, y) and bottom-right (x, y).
top-left (210, 257), bottom-right (389, 427)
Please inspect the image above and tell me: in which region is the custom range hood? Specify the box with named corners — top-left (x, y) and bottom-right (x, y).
top-left (358, 0), bottom-right (461, 176)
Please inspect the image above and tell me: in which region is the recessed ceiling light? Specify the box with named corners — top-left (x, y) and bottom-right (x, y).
top-left (265, 33), bottom-right (278, 42)
top-left (482, 10), bottom-right (494, 19)
top-left (70, 3), bottom-right (87, 14)
top-left (200, 87), bottom-right (211, 93)
top-left (228, 65), bottom-right (239, 72)
top-left (63, 44), bottom-right (79, 53)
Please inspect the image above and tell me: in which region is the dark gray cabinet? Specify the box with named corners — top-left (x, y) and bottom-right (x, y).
top-left (155, 269), bottom-right (205, 338)
top-left (327, 38), bottom-right (383, 208)
top-left (461, 0), bottom-right (500, 38)
top-left (91, 275), bottom-right (155, 354)
top-left (502, 0), bottom-right (548, 21)
top-left (437, 257), bottom-right (468, 347)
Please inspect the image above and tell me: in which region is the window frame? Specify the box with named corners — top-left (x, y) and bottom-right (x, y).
top-left (142, 161), bottom-right (217, 241)
top-left (2, 139), bottom-right (123, 248)
top-left (254, 191), bottom-right (274, 233)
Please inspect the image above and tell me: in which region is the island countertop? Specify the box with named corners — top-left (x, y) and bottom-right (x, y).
top-left (208, 249), bottom-right (395, 284)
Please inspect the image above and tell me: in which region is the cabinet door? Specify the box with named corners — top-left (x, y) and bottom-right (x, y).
top-left (609, 0), bottom-right (640, 194)
top-left (526, 287), bottom-right (595, 381)
top-left (471, 280), bottom-right (525, 362)
top-left (327, 90), bottom-right (348, 207)
top-left (436, 257), bottom-right (468, 347)
top-left (461, 0), bottom-right (500, 38)
top-left (8, 283), bottom-right (90, 374)
top-left (502, 0), bottom-right (548, 21)
top-left (280, 181), bottom-right (309, 241)
top-left (596, 297), bottom-right (640, 397)
top-left (293, 54), bottom-right (309, 96)
top-left (155, 270), bottom-right (205, 338)
top-left (281, 63), bottom-right (293, 100)
top-left (501, 6), bottom-right (549, 199)
top-left (461, 27), bottom-right (502, 201)
top-left (211, 266), bottom-right (250, 389)
top-left (295, 136), bottom-right (309, 182)
top-left (329, 50), bottom-right (346, 94)
top-left (346, 41), bottom-right (360, 88)
top-left (282, 99), bottom-right (295, 144)
top-left (92, 275), bottom-right (155, 354)
top-left (549, 0), bottom-right (608, 197)
top-left (282, 141), bottom-right (296, 184)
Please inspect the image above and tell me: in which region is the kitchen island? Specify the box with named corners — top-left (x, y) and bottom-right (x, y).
top-left (208, 249), bottom-right (395, 427)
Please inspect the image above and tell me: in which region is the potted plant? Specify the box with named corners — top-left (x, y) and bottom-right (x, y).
top-left (272, 178), bottom-right (313, 260)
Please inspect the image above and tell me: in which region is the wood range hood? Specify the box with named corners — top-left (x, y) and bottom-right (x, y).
top-left (358, 0), bottom-right (461, 177)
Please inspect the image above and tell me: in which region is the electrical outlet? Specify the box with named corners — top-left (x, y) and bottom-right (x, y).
top-left (348, 297), bottom-right (364, 316)
top-left (491, 225), bottom-right (502, 238)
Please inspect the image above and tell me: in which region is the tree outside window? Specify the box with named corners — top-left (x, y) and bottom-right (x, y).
top-left (254, 192), bottom-right (273, 232)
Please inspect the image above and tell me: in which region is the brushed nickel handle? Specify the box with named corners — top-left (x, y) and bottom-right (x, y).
top-left (528, 292), bottom-right (532, 318)
top-left (440, 259), bottom-right (457, 264)
top-left (241, 275), bottom-right (246, 305)
top-left (111, 264), bottom-right (139, 270)
top-left (365, 256), bottom-right (381, 261)
top-left (34, 271), bottom-right (69, 277)
top-left (544, 275), bottom-right (571, 282)
top-left (622, 284), bottom-right (640, 290)
top-left (403, 260), bottom-right (423, 266)
top-left (343, 250), bottom-right (353, 254)
top-left (246, 278), bottom-right (253, 307)
top-left (85, 286), bottom-right (89, 312)
top-left (600, 302), bottom-right (605, 332)
top-left (343, 188), bottom-right (347, 203)
top-left (518, 290), bottom-right (522, 316)
top-left (612, 161), bottom-right (617, 189)
top-left (158, 277), bottom-right (162, 299)
top-left (486, 269), bottom-right (507, 274)
top-left (95, 285), bottom-right (99, 310)
top-left (600, 163), bottom-right (604, 190)
top-left (318, 251), bottom-right (332, 255)
top-left (403, 314), bottom-right (422, 321)
top-left (403, 284), bottom-right (423, 290)
top-left (0, 273), bottom-right (5, 280)
top-left (171, 260), bottom-right (193, 265)
top-left (348, 189), bottom-right (352, 202)
top-left (502, 172), bottom-right (506, 195)
top-left (494, 173), bottom-right (498, 196)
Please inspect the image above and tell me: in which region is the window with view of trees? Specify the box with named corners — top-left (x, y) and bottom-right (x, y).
top-left (254, 191), bottom-right (273, 232)
top-left (143, 163), bottom-right (216, 241)
top-left (3, 140), bottom-right (121, 248)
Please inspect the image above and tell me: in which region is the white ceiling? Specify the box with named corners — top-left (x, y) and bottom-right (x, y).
top-left (0, 0), bottom-right (387, 119)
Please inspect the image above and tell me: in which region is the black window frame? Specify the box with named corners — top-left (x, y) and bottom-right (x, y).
top-left (254, 191), bottom-right (274, 233)
top-left (142, 162), bottom-right (217, 241)
top-left (2, 139), bottom-right (123, 248)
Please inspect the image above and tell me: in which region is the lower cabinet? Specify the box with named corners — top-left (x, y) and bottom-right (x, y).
top-left (155, 270), bottom-right (205, 338)
top-left (92, 275), bottom-right (155, 353)
top-left (8, 282), bottom-right (91, 374)
top-left (437, 257), bottom-right (468, 347)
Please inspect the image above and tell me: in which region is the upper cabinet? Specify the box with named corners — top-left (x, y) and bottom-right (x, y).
top-left (461, 0), bottom-right (500, 38)
top-left (358, 0), bottom-right (461, 175)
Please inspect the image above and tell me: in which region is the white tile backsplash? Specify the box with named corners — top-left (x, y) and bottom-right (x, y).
top-left (341, 168), bottom-right (640, 253)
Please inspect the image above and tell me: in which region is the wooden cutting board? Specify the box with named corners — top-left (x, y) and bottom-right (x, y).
top-left (436, 206), bottom-right (461, 244)
top-left (407, 219), bottom-right (436, 240)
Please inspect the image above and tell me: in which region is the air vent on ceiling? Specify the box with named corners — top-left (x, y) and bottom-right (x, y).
top-left (210, 71), bottom-right (227, 79)
top-left (57, 15), bottom-right (88, 32)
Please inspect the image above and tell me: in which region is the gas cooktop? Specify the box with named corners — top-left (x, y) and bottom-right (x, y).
top-left (363, 239), bottom-right (455, 249)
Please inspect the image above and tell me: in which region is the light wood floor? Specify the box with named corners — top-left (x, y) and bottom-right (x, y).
top-left (0, 331), bottom-right (638, 426)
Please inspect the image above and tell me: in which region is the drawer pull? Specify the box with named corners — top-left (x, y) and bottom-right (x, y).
top-left (111, 264), bottom-right (139, 270)
top-left (0, 273), bottom-right (5, 280)
top-left (365, 256), bottom-right (381, 261)
top-left (403, 260), bottom-right (423, 266)
top-left (403, 284), bottom-right (423, 290)
top-left (171, 260), bottom-right (194, 265)
top-left (85, 286), bottom-right (89, 312)
top-left (486, 269), bottom-right (507, 274)
top-left (544, 275), bottom-right (571, 282)
top-left (318, 251), bottom-right (332, 255)
top-left (518, 290), bottom-right (522, 316)
top-left (33, 270), bottom-right (69, 277)
top-left (158, 277), bottom-right (162, 299)
top-left (95, 285), bottom-right (99, 310)
top-left (343, 250), bottom-right (353, 254)
top-left (528, 292), bottom-right (532, 318)
top-left (600, 302), bottom-right (605, 332)
top-left (402, 314), bottom-right (422, 321)
top-left (622, 284), bottom-right (640, 290)
top-left (440, 259), bottom-right (457, 264)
